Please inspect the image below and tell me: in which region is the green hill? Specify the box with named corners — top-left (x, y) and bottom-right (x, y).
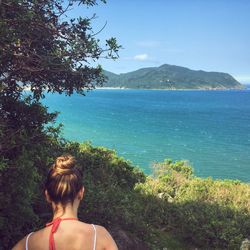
top-left (103, 64), bottom-right (244, 89)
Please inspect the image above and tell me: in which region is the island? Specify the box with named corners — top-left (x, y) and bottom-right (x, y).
top-left (102, 64), bottom-right (244, 90)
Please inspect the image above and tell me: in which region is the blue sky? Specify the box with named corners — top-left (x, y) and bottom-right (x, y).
top-left (71, 0), bottom-right (250, 83)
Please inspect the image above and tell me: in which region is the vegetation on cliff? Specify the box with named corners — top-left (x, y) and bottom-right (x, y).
top-left (103, 64), bottom-right (243, 89)
top-left (1, 135), bottom-right (249, 249)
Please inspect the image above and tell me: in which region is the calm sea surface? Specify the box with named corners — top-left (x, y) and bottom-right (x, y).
top-left (42, 89), bottom-right (250, 182)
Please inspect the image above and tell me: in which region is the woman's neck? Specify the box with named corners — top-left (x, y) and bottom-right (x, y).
top-left (52, 202), bottom-right (79, 220)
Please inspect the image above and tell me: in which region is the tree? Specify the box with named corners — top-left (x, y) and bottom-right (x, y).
top-left (0, 0), bottom-right (120, 155)
top-left (0, 0), bottom-right (120, 100)
top-left (0, 1), bottom-right (120, 248)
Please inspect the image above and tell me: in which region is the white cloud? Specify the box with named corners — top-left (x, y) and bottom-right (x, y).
top-left (133, 54), bottom-right (149, 61)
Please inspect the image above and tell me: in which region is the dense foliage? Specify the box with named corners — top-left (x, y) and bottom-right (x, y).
top-left (136, 160), bottom-right (250, 249)
top-left (1, 138), bottom-right (249, 249)
top-left (103, 64), bottom-right (243, 89)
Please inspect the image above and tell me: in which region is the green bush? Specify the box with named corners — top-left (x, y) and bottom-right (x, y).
top-left (136, 159), bottom-right (250, 249)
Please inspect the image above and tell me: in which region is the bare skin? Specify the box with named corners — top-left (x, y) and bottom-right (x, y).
top-left (12, 187), bottom-right (118, 250)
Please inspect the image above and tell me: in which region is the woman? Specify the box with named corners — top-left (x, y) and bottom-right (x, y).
top-left (12, 154), bottom-right (118, 250)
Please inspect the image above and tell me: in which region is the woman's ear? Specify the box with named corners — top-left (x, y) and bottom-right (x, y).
top-left (45, 189), bottom-right (52, 203)
top-left (78, 186), bottom-right (84, 200)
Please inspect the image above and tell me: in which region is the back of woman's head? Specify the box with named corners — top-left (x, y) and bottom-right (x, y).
top-left (45, 154), bottom-right (83, 205)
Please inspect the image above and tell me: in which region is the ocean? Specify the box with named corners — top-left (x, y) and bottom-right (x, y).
top-left (43, 89), bottom-right (250, 183)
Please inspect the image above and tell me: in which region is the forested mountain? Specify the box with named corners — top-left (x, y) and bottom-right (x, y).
top-left (103, 64), bottom-right (243, 89)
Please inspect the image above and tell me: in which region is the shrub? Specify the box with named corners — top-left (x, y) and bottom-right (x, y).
top-left (136, 159), bottom-right (250, 249)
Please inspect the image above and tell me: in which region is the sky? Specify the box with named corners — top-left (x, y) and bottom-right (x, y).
top-left (70, 0), bottom-right (250, 83)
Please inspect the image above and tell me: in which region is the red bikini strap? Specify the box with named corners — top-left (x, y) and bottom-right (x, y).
top-left (46, 217), bottom-right (78, 250)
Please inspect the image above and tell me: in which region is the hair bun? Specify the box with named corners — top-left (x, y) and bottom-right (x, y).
top-left (53, 154), bottom-right (76, 174)
top-left (46, 154), bottom-right (83, 205)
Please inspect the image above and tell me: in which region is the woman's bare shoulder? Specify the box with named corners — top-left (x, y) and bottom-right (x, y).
top-left (12, 235), bottom-right (26, 250)
top-left (94, 225), bottom-right (118, 250)
top-left (12, 227), bottom-right (48, 250)
top-left (11, 230), bottom-right (39, 250)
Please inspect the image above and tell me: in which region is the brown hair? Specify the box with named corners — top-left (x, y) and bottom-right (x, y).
top-left (45, 154), bottom-right (83, 205)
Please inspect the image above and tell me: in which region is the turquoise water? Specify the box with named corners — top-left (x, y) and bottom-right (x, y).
top-left (43, 89), bottom-right (250, 183)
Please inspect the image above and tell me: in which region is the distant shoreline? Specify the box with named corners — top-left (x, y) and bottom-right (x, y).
top-left (22, 86), bottom-right (248, 92)
top-left (95, 87), bottom-right (247, 91)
